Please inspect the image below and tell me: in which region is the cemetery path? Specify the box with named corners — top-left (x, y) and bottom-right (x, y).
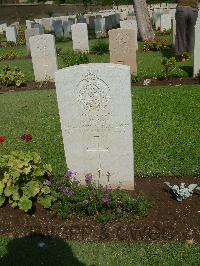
top-left (0, 176), bottom-right (199, 243)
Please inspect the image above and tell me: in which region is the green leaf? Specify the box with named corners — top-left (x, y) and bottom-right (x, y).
top-left (0, 195), bottom-right (5, 206)
top-left (11, 201), bottom-right (18, 208)
top-left (18, 196), bottom-right (32, 212)
top-left (4, 184), bottom-right (19, 197)
top-left (41, 186), bottom-right (51, 195)
top-left (23, 180), bottom-right (40, 198)
top-left (0, 181), bottom-right (5, 195)
top-left (38, 195), bottom-right (52, 209)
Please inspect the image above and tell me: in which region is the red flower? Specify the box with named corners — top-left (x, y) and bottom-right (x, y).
top-left (0, 136), bottom-right (5, 144)
top-left (21, 134), bottom-right (32, 142)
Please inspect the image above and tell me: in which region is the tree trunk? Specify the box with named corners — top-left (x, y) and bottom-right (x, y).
top-left (133, 0), bottom-right (154, 41)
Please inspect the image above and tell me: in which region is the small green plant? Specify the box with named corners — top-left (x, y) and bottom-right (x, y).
top-left (182, 52), bottom-right (190, 61)
top-left (131, 74), bottom-right (139, 83)
top-left (0, 151), bottom-right (53, 212)
top-left (16, 25), bottom-right (26, 46)
top-left (91, 39), bottom-right (109, 55)
top-left (0, 50), bottom-right (17, 61)
top-left (161, 57), bottom-right (177, 78)
top-left (56, 47), bottom-right (63, 56)
top-left (0, 65), bottom-right (25, 87)
top-left (61, 50), bottom-right (89, 67)
top-left (52, 170), bottom-right (150, 222)
top-left (165, 182), bottom-right (199, 201)
top-left (0, 41), bottom-right (16, 48)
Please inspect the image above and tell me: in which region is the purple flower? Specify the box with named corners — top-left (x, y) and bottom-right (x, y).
top-left (82, 200), bottom-right (89, 207)
top-left (63, 189), bottom-right (75, 197)
top-left (104, 185), bottom-right (109, 193)
top-left (101, 195), bottom-right (109, 205)
top-left (63, 189), bottom-right (69, 194)
top-left (85, 174), bottom-right (92, 183)
top-left (46, 180), bottom-right (51, 187)
top-left (65, 169), bottom-right (77, 178)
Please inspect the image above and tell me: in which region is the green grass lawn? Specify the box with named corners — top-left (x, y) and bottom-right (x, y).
top-left (0, 236), bottom-right (200, 266)
top-left (0, 85), bottom-right (199, 178)
top-left (0, 34), bottom-right (193, 82)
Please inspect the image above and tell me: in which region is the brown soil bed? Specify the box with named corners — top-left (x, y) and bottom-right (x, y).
top-left (0, 77), bottom-right (199, 93)
top-left (0, 82), bottom-right (55, 92)
top-left (134, 76), bottom-right (200, 87)
top-left (0, 176), bottom-right (199, 243)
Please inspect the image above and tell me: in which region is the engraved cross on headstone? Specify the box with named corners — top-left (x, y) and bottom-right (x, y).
top-left (86, 136), bottom-right (109, 182)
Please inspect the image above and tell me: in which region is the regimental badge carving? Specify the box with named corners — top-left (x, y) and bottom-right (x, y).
top-left (113, 33), bottom-right (129, 57)
top-left (76, 71), bottom-right (111, 112)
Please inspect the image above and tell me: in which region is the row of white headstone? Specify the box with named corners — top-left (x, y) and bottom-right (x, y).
top-left (29, 23), bottom-right (138, 82)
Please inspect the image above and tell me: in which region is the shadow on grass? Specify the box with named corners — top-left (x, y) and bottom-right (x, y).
top-left (161, 46), bottom-right (175, 58)
top-left (0, 233), bottom-right (86, 266)
top-left (179, 65), bottom-right (193, 77)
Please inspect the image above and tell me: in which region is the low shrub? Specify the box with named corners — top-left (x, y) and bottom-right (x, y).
top-left (0, 151), bottom-right (53, 212)
top-left (0, 50), bottom-right (17, 61)
top-left (61, 50), bottom-right (89, 67)
top-left (51, 170), bottom-right (150, 222)
top-left (0, 65), bottom-right (25, 87)
top-left (90, 39), bottom-right (109, 55)
top-left (131, 74), bottom-right (139, 83)
top-left (161, 57), bottom-right (177, 78)
top-left (143, 38), bottom-right (167, 51)
top-left (16, 25), bottom-right (26, 46)
top-left (0, 41), bottom-right (16, 48)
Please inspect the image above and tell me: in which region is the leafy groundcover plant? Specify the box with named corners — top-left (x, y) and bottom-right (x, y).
top-left (51, 170), bottom-right (151, 222)
top-left (0, 50), bottom-right (17, 61)
top-left (0, 65), bottom-right (25, 87)
top-left (0, 151), bottom-right (53, 212)
top-left (61, 50), bottom-right (89, 67)
top-left (90, 39), bottom-right (109, 55)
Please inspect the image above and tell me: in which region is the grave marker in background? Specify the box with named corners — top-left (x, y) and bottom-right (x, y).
top-left (109, 28), bottom-right (137, 74)
top-left (120, 20), bottom-right (138, 49)
top-left (29, 34), bottom-right (57, 81)
top-left (5, 26), bottom-right (17, 43)
top-left (71, 23), bottom-right (89, 52)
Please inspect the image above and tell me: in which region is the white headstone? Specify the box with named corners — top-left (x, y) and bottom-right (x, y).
top-left (0, 23), bottom-right (7, 34)
top-left (41, 18), bottom-right (53, 32)
top-left (193, 12), bottom-right (200, 77)
top-left (31, 23), bottom-right (44, 34)
top-left (52, 19), bottom-right (63, 38)
top-left (71, 23), bottom-right (89, 52)
top-left (5, 26), bottom-right (17, 43)
top-left (160, 13), bottom-right (171, 32)
top-left (26, 20), bottom-right (35, 29)
top-left (120, 20), bottom-right (138, 50)
top-left (25, 28), bottom-right (41, 53)
top-left (55, 63), bottom-right (134, 189)
top-left (63, 20), bottom-right (73, 39)
top-left (29, 34), bottom-right (58, 82)
top-left (95, 15), bottom-right (106, 38)
top-left (172, 18), bottom-right (176, 47)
